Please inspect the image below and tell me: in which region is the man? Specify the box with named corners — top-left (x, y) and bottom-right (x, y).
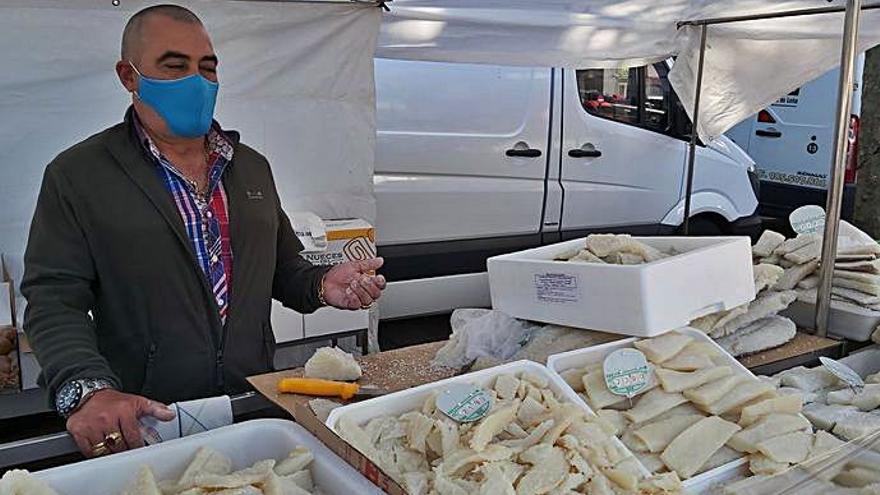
top-left (22, 4), bottom-right (385, 458)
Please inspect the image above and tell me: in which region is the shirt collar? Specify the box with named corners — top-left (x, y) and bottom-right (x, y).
top-left (131, 111), bottom-right (234, 164)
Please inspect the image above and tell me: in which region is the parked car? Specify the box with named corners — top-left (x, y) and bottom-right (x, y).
top-left (374, 59), bottom-right (761, 320)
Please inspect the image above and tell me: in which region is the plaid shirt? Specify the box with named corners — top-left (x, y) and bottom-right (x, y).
top-left (133, 116), bottom-right (234, 324)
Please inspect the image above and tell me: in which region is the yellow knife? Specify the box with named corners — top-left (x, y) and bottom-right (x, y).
top-left (277, 377), bottom-right (387, 400)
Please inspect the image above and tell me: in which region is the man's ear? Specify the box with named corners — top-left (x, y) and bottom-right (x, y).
top-left (115, 61), bottom-right (138, 93)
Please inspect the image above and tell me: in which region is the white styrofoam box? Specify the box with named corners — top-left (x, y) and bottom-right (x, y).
top-left (487, 236), bottom-right (755, 337)
top-left (327, 360), bottom-right (650, 477)
top-left (304, 306), bottom-right (368, 339)
top-left (783, 300), bottom-right (880, 342)
top-left (35, 419), bottom-right (381, 495)
top-left (270, 300), bottom-right (304, 344)
top-left (0, 281), bottom-right (11, 327)
top-left (545, 328), bottom-right (753, 489)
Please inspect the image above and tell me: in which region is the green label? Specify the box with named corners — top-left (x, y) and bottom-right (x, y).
top-left (604, 349), bottom-right (651, 398)
top-left (436, 383), bottom-right (494, 423)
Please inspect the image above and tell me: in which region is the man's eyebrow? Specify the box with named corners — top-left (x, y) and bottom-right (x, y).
top-left (156, 51), bottom-right (190, 64)
top-left (200, 55), bottom-right (219, 65)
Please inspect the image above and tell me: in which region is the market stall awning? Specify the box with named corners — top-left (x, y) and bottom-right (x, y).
top-left (376, 0), bottom-right (880, 140)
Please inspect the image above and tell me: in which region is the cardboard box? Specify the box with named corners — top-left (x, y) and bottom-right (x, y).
top-left (295, 218), bottom-right (376, 267)
top-left (487, 236), bottom-right (755, 337)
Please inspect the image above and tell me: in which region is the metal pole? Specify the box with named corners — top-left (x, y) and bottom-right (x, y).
top-left (677, 2), bottom-right (880, 28)
top-left (683, 25), bottom-right (708, 236)
top-left (816, 0), bottom-right (863, 337)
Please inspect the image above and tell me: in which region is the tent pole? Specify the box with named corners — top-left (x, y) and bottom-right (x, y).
top-left (683, 25), bottom-right (708, 236)
top-left (816, 0), bottom-right (863, 337)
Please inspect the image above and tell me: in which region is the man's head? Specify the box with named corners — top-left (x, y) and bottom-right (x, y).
top-left (116, 5), bottom-right (219, 141)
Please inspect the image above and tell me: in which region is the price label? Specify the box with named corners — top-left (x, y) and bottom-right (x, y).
top-left (436, 383), bottom-right (494, 423)
top-left (790, 205), bottom-right (826, 235)
top-left (820, 357), bottom-right (865, 393)
top-left (604, 349), bottom-right (651, 398)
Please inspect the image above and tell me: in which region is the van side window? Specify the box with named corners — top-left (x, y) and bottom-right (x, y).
top-left (577, 68), bottom-right (639, 125)
top-left (577, 64), bottom-right (678, 136)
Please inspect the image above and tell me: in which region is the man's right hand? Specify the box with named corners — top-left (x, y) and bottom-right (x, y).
top-left (66, 389), bottom-right (176, 457)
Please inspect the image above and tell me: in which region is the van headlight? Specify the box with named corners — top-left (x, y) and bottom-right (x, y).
top-left (747, 163), bottom-right (756, 174)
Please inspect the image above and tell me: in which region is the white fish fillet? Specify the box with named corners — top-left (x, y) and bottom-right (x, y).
top-left (727, 414), bottom-right (812, 453)
top-left (715, 316), bottom-right (797, 357)
top-left (752, 230), bottom-right (786, 258)
top-left (655, 366), bottom-right (732, 393)
top-left (754, 263), bottom-right (785, 293)
top-left (774, 234), bottom-right (820, 256)
top-left (585, 234), bottom-right (667, 262)
top-left (833, 277), bottom-right (880, 297)
top-left (774, 259), bottom-right (819, 290)
top-left (709, 291), bottom-right (797, 339)
top-left (634, 332), bottom-right (694, 364)
top-left (623, 388), bottom-right (688, 424)
top-left (802, 403), bottom-right (861, 431)
top-left (633, 414), bottom-right (704, 453)
top-left (701, 380), bottom-right (775, 416)
top-left (836, 258), bottom-right (880, 273)
top-left (784, 239), bottom-right (823, 264)
top-left (660, 416), bottom-right (741, 479)
top-left (739, 394), bottom-right (804, 427)
top-left (684, 374), bottom-right (746, 407)
top-left (755, 431), bottom-right (813, 464)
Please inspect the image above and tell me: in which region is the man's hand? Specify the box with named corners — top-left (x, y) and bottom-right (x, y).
top-left (322, 258), bottom-right (387, 310)
top-left (66, 389), bottom-right (176, 457)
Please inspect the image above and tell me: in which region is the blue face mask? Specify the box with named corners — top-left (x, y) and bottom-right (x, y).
top-left (130, 62), bottom-right (218, 138)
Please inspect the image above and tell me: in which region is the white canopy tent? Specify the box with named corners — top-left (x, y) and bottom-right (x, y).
top-left (376, 0), bottom-right (880, 141)
top-left (2, 0), bottom-right (878, 336)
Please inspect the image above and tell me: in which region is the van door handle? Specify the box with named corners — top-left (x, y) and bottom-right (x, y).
top-left (755, 129), bottom-right (782, 138)
top-left (505, 148), bottom-right (542, 158)
top-left (568, 148), bottom-right (602, 158)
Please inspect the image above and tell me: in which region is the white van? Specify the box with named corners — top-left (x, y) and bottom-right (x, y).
top-left (374, 60), bottom-right (761, 320)
top-left (726, 55), bottom-right (865, 221)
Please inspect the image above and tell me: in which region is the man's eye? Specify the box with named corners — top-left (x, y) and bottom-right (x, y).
top-left (166, 64), bottom-right (185, 70)
top-left (202, 66), bottom-right (217, 73)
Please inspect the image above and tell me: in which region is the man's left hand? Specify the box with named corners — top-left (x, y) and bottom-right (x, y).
top-left (322, 258), bottom-right (387, 310)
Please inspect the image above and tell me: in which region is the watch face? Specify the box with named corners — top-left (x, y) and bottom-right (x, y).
top-left (56, 381), bottom-right (83, 415)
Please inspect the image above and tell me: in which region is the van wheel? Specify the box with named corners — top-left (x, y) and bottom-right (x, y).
top-left (678, 215), bottom-right (726, 236)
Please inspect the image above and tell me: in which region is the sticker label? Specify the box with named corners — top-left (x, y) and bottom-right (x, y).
top-left (604, 349), bottom-right (651, 398)
top-left (437, 383), bottom-right (494, 423)
top-left (535, 273), bottom-right (579, 304)
top-left (790, 205), bottom-right (826, 235)
top-left (820, 357), bottom-right (865, 392)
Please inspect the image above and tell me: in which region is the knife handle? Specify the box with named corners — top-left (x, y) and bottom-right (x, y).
top-left (277, 378), bottom-right (360, 400)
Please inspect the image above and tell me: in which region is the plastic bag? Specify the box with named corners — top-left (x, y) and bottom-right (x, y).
top-left (432, 309), bottom-right (540, 369)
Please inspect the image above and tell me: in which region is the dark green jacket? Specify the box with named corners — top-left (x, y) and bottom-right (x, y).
top-left (22, 109), bottom-right (328, 404)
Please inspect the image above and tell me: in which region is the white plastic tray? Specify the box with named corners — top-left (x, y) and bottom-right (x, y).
top-left (35, 419), bottom-right (382, 495)
top-left (782, 299), bottom-right (880, 342)
top-left (326, 360), bottom-right (649, 477)
top-left (487, 236), bottom-right (755, 337)
top-left (545, 328), bottom-right (754, 490)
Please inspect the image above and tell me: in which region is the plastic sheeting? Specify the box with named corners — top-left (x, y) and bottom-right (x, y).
top-left (0, 0), bottom-right (380, 259)
top-left (376, 0), bottom-right (880, 139)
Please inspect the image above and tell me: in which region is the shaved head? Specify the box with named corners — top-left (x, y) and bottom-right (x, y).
top-left (121, 4), bottom-right (202, 61)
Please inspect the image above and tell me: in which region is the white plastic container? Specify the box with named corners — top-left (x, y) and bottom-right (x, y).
top-left (782, 300), bottom-right (880, 342)
top-left (34, 419), bottom-right (382, 495)
top-left (546, 328), bottom-right (754, 489)
top-left (326, 360), bottom-right (649, 476)
top-left (487, 236), bottom-right (755, 337)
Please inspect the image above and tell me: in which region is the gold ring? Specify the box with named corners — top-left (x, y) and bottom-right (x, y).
top-left (104, 431), bottom-right (123, 448)
top-left (91, 441), bottom-right (109, 456)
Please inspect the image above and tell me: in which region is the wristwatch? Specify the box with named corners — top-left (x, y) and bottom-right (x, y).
top-left (55, 378), bottom-right (116, 418)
